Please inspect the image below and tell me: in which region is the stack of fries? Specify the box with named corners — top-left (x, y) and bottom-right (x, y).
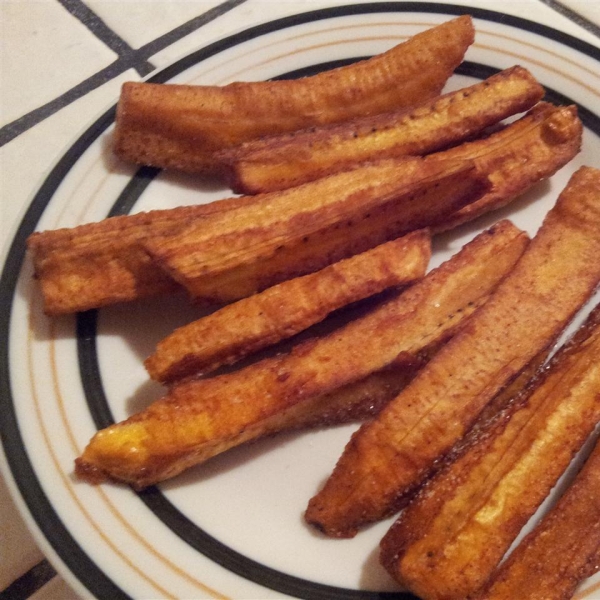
top-left (28, 15), bottom-right (600, 600)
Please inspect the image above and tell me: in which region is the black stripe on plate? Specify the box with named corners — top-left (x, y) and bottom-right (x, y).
top-left (538, 0), bottom-right (600, 40)
top-left (2, 4), bottom-right (599, 599)
top-left (0, 105), bottom-right (129, 600)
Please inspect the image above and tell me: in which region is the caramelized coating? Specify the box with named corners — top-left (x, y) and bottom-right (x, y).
top-left (27, 194), bottom-right (261, 315)
top-left (145, 231), bottom-right (431, 383)
top-left (475, 404), bottom-right (600, 600)
top-left (29, 103), bottom-right (580, 315)
top-left (75, 220), bottom-right (528, 488)
top-left (431, 102), bottom-right (582, 231)
top-left (381, 302), bottom-right (600, 600)
top-left (144, 158), bottom-right (489, 302)
top-left (219, 66), bottom-right (544, 193)
top-left (114, 16), bottom-right (474, 173)
top-left (305, 167), bottom-right (600, 539)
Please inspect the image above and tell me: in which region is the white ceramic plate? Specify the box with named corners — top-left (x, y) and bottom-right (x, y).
top-left (2, 4), bottom-right (600, 599)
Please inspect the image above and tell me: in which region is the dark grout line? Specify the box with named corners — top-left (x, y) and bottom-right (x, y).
top-left (537, 0), bottom-right (600, 39)
top-left (0, 0), bottom-right (249, 148)
top-left (0, 560), bottom-right (56, 600)
top-left (0, 57), bottom-right (130, 147)
top-left (56, 0), bottom-right (156, 75)
top-left (135, 0), bottom-right (249, 58)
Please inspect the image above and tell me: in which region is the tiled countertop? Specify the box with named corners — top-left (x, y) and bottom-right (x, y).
top-left (1, 1), bottom-right (599, 598)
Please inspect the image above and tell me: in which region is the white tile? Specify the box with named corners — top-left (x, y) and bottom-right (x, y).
top-left (0, 0), bottom-right (118, 126)
top-left (84, 0), bottom-right (227, 49)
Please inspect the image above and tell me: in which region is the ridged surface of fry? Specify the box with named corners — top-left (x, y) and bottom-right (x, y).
top-left (75, 220), bottom-right (528, 488)
top-left (144, 158), bottom-right (488, 301)
top-left (304, 167), bottom-right (600, 539)
top-left (431, 102), bottom-right (582, 231)
top-left (380, 301), bottom-right (600, 600)
top-left (27, 194), bottom-right (261, 314)
top-left (475, 384), bottom-right (600, 600)
top-left (114, 16), bottom-right (474, 173)
top-left (145, 231), bottom-right (431, 383)
top-left (219, 66), bottom-right (544, 193)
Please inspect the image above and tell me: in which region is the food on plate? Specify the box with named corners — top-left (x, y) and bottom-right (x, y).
top-left (144, 158), bottom-right (488, 302)
top-left (145, 231), bottom-right (431, 383)
top-left (113, 16), bottom-right (475, 173)
top-left (75, 220), bottom-right (528, 488)
top-left (474, 412), bottom-right (600, 600)
top-left (26, 194), bottom-right (263, 315)
top-left (218, 66), bottom-right (544, 193)
top-left (380, 299), bottom-right (600, 600)
top-left (29, 99), bottom-right (580, 315)
top-left (430, 102), bottom-right (582, 231)
top-left (304, 167), bottom-right (600, 539)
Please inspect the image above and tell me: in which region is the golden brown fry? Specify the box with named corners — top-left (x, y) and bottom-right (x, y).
top-left (430, 102), bottom-right (582, 231)
top-left (304, 167), bottom-right (600, 539)
top-left (475, 408), bottom-right (600, 600)
top-left (27, 194), bottom-right (261, 315)
top-left (219, 66), bottom-right (544, 193)
top-left (145, 231), bottom-right (431, 383)
top-left (30, 102), bottom-right (580, 315)
top-left (381, 302), bottom-right (600, 600)
top-left (75, 220), bottom-right (528, 488)
top-left (113, 16), bottom-right (475, 173)
top-left (144, 158), bottom-right (488, 302)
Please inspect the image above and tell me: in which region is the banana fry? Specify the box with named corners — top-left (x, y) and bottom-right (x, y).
top-left (476, 404), bottom-right (600, 600)
top-left (29, 102), bottom-right (580, 315)
top-left (304, 167), bottom-right (600, 539)
top-left (114, 16), bottom-right (474, 173)
top-left (381, 303), bottom-right (600, 600)
top-left (75, 220), bottom-right (528, 488)
top-left (219, 66), bottom-right (544, 193)
top-left (27, 194), bottom-right (261, 315)
top-left (145, 231), bottom-right (431, 383)
top-left (144, 158), bottom-right (488, 302)
top-left (430, 102), bottom-right (582, 231)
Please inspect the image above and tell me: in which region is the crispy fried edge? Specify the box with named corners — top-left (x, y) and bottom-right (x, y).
top-left (381, 303), bottom-right (600, 600)
top-left (475, 393), bottom-right (600, 600)
top-left (218, 66), bottom-right (544, 193)
top-left (144, 159), bottom-right (489, 301)
top-left (75, 220), bottom-right (527, 488)
top-left (145, 230), bottom-right (431, 383)
top-left (113, 16), bottom-right (474, 173)
top-left (27, 194), bottom-right (262, 314)
top-left (430, 102), bottom-right (582, 231)
top-left (304, 167), bottom-right (600, 539)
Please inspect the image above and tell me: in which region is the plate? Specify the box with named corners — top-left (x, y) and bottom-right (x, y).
top-left (2, 3), bottom-right (600, 599)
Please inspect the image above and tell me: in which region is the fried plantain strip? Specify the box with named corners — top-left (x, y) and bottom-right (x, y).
top-left (381, 302), bottom-right (600, 600)
top-left (75, 220), bottom-right (528, 488)
top-left (218, 66), bottom-right (544, 193)
top-left (145, 231), bottom-right (431, 383)
top-left (475, 414), bottom-right (600, 600)
top-left (430, 102), bottom-right (582, 231)
top-left (113, 16), bottom-right (474, 174)
top-left (28, 156), bottom-right (480, 313)
top-left (144, 158), bottom-right (489, 302)
top-left (304, 167), bottom-right (600, 539)
top-left (27, 194), bottom-right (261, 315)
